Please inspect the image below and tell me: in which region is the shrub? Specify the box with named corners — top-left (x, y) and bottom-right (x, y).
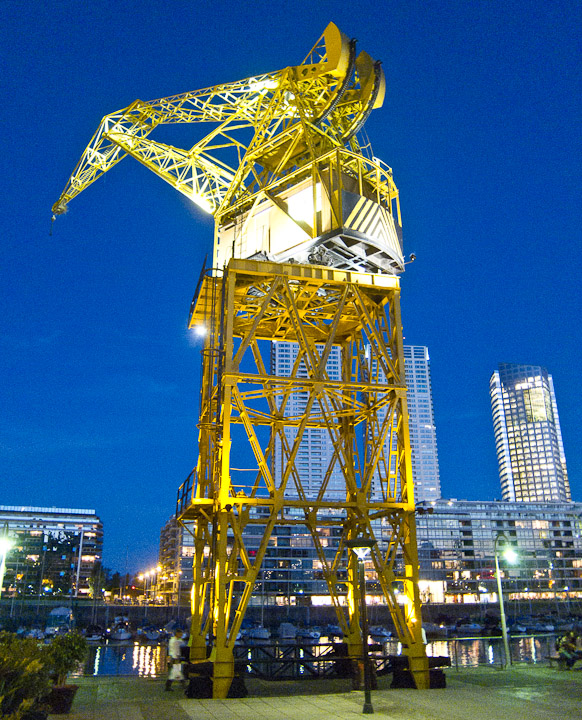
top-left (45, 632), bottom-right (88, 687)
top-left (0, 632), bottom-right (51, 719)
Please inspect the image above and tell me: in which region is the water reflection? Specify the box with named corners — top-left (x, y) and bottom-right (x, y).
top-left (374, 634), bottom-right (556, 669)
top-left (81, 634), bottom-right (558, 677)
top-left (81, 642), bottom-right (167, 677)
top-left (132, 642), bottom-right (164, 677)
top-left (422, 634), bottom-right (556, 668)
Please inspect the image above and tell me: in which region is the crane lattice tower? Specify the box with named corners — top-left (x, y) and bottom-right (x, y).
top-left (52, 23), bottom-right (429, 695)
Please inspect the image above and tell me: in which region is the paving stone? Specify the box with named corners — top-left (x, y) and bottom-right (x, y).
top-left (55, 666), bottom-right (582, 720)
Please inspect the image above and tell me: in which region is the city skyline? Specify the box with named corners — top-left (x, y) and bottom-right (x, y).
top-left (1, 1), bottom-right (580, 571)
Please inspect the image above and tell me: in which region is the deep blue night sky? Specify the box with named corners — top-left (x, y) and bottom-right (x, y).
top-left (2, 1), bottom-right (580, 572)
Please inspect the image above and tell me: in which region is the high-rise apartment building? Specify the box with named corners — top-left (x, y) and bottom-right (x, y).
top-left (254, 341), bottom-right (441, 610)
top-left (271, 342), bottom-right (440, 503)
top-left (490, 363), bottom-right (570, 502)
top-left (0, 505), bottom-right (103, 598)
top-left (271, 341), bottom-right (345, 500)
top-left (415, 498), bottom-right (582, 602)
top-left (240, 498), bottom-right (582, 605)
top-left (157, 514), bottom-right (193, 606)
top-left (403, 346), bottom-right (441, 502)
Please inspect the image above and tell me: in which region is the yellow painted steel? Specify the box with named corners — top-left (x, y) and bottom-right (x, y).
top-left (52, 22), bottom-right (391, 227)
top-left (52, 22), bottom-right (429, 695)
top-left (180, 259), bottom-right (429, 692)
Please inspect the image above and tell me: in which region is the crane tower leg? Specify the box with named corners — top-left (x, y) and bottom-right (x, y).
top-left (178, 258), bottom-right (429, 696)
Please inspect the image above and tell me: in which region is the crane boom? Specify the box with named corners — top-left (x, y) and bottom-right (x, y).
top-left (52, 23), bottom-right (384, 220)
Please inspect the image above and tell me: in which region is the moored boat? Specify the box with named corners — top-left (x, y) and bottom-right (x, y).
top-left (278, 622), bottom-right (299, 640)
top-left (108, 616), bottom-right (133, 641)
top-left (324, 624), bottom-right (344, 638)
top-left (369, 625), bottom-right (392, 640)
top-left (422, 622), bottom-right (448, 639)
top-left (295, 627), bottom-right (321, 642)
top-left (241, 625), bottom-right (271, 641)
top-left (45, 606), bottom-right (74, 637)
top-left (451, 620), bottom-right (483, 636)
top-left (84, 624), bottom-right (105, 642)
top-left (136, 625), bottom-right (163, 642)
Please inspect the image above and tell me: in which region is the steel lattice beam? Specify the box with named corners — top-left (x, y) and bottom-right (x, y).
top-left (179, 259), bottom-right (429, 695)
top-left (52, 23), bottom-right (387, 221)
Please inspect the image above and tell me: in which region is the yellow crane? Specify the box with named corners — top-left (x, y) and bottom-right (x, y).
top-left (53, 22), bottom-right (429, 696)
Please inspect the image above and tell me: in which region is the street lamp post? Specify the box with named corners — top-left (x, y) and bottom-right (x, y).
top-left (152, 565), bottom-right (161, 604)
top-left (494, 532), bottom-right (518, 667)
top-left (139, 565), bottom-right (162, 615)
top-left (138, 572), bottom-right (149, 614)
top-left (346, 537), bottom-right (377, 715)
top-left (144, 571), bottom-right (151, 616)
top-left (74, 528), bottom-right (84, 598)
top-left (176, 570), bottom-right (183, 613)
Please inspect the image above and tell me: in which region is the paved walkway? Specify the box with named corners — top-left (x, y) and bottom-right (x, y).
top-left (55, 665), bottom-right (582, 720)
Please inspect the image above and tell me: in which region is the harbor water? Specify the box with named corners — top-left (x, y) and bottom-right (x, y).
top-left (78, 633), bottom-right (560, 677)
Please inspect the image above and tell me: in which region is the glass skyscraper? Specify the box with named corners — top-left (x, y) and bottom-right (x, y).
top-left (271, 341), bottom-right (440, 503)
top-left (403, 346), bottom-right (441, 502)
top-left (271, 341), bottom-right (345, 500)
top-left (490, 363), bottom-right (570, 502)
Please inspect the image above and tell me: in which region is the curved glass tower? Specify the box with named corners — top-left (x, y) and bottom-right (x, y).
top-left (490, 363), bottom-right (570, 502)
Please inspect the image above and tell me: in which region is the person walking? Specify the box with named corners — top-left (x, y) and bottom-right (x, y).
top-left (165, 629), bottom-right (185, 691)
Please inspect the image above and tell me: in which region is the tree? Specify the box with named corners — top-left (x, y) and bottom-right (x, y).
top-left (88, 563), bottom-right (109, 600)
